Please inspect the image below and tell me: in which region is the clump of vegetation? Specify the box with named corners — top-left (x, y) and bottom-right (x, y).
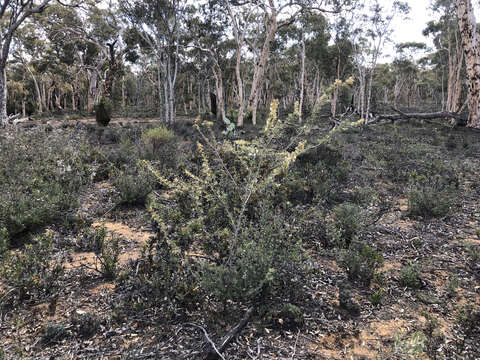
top-left (329, 202), bottom-right (364, 248)
top-left (456, 303), bottom-right (480, 335)
top-left (338, 282), bottom-right (361, 316)
top-left (369, 288), bottom-right (384, 306)
top-left (266, 303), bottom-right (305, 330)
top-left (399, 263), bottom-right (422, 289)
top-left (92, 225), bottom-right (120, 280)
top-left (41, 322), bottom-right (68, 346)
top-left (0, 129), bottom-right (96, 245)
top-left (0, 231), bottom-right (63, 302)
top-left (113, 167), bottom-right (156, 205)
top-left (337, 242), bottom-right (384, 286)
top-left (71, 312), bottom-right (101, 339)
top-left (136, 104), bottom-right (313, 315)
top-left (140, 126), bottom-right (177, 170)
top-left (95, 97), bottom-right (112, 126)
top-left (407, 165), bottom-right (459, 219)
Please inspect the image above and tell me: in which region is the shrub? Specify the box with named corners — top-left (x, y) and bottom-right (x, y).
top-left (338, 242), bottom-right (384, 286)
top-left (0, 130), bottom-right (91, 244)
top-left (140, 107), bottom-right (313, 311)
top-left (369, 288), bottom-right (384, 306)
top-left (399, 263), bottom-right (422, 289)
top-left (113, 167), bottom-right (156, 205)
top-left (0, 231), bottom-right (64, 302)
top-left (338, 282), bottom-right (361, 316)
top-left (407, 171), bottom-right (458, 219)
top-left (71, 312), bottom-right (101, 339)
top-left (329, 203), bottom-right (364, 248)
top-left (140, 126), bottom-right (177, 169)
top-left (90, 225), bottom-right (120, 280)
top-left (456, 303), bottom-right (480, 335)
top-left (41, 322), bottom-right (68, 345)
top-left (95, 97), bottom-right (112, 126)
top-left (466, 243), bottom-right (480, 275)
top-left (283, 145), bottom-right (350, 205)
top-left (266, 303), bottom-right (305, 329)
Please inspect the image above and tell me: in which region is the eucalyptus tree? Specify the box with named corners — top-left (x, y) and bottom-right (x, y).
top-left (120, 0), bottom-right (187, 124)
top-left (350, 0), bottom-right (409, 122)
top-left (11, 22), bottom-right (47, 114)
top-left (455, 0), bottom-right (480, 127)
top-left (225, 0), bottom-right (354, 126)
top-left (0, 0), bottom-right (64, 125)
top-left (424, 0), bottom-right (465, 113)
top-left (186, 0), bottom-right (231, 122)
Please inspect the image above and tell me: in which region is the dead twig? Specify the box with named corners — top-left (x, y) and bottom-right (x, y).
top-left (187, 323), bottom-right (226, 360)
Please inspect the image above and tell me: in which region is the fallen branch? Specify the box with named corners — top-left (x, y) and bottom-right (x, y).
top-left (369, 108), bottom-right (467, 125)
top-left (188, 323), bottom-right (226, 360)
top-left (193, 306), bottom-right (255, 360)
top-left (211, 306), bottom-right (255, 359)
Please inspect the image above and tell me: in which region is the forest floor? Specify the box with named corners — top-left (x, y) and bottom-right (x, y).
top-left (1, 115), bottom-right (480, 359)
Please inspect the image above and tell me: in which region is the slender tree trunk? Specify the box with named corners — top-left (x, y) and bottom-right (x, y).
top-left (121, 75), bottom-right (126, 110)
top-left (212, 62), bottom-right (225, 122)
top-left (456, 0), bottom-right (480, 127)
top-left (299, 32), bottom-right (306, 122)
top-left (247, 2), bottom-right (277, 125)
top-left (0, 66), bottom-right (7, 126)
top-left (331, 50), bottom-right (341, 118)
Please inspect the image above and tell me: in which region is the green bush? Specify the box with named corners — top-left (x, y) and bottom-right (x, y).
top-left (0, 130), bottom-right (91, 244)
top-left (399, 263), bottom-right (422, 289)
top-left (369, 288), bottom-right (384, 306)
top-left (89, 225), bottom-right (120, 280)
top-left (456, 303), bottom-right (480, 334)
top-left (113, 167), bottom-right (156, 205)
top-left (329, 203), bottom-right (364, 248)
top-left (41, 322), bottom-right (68, 345)
top-left (139, 113), bottom-right (312, 311)
top-left (0, 231), bottom-right (64, 302)
top-left (140, 126), bottom-right (176, 163)
top-left (408, 173), bottom-right (457, 219)
top-left (338, 242), bottom-right (384, 286)
top-left (71, 312), bottom-right (101, 339)
top-left (266, 303), bottom-right (305, 329)
top-left (282, 145), bottom-right (350, 205)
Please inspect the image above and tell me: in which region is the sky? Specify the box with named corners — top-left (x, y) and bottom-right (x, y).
top-left (384, 0), bottom-right (480, 61)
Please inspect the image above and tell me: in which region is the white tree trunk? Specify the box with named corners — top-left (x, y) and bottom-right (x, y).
top-left (299, 33), bottom-right (305, 123)
top-left (0, 66), bottom-right (7, 126)
top-left (456, 0), bottom-right (480, 127)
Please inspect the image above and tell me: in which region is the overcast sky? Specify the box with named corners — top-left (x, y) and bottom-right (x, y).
top-left (384, 0), bottom-right (480, 61)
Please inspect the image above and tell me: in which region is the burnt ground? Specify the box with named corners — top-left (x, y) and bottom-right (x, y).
top-left (1, 116), bottom-right (480, 359)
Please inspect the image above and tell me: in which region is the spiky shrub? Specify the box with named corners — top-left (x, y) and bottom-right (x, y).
top-left (0, 129), bottom-right (91, 245)
top-left (140, 126), bottom-right (177, 170)
top-left (140, 101), bottom-right (311, 310)
top-left (399, 263), bottom-right (422, 289)
top-left (329, 203), bottom-right (364, 248)
top-left (113, 167), bottom-right (156, 205)
top-left (338, 242), bottom-right (384, 286)
top-left (408, 168), bottom-right (458, 219)
top-left (0, 231), bottom-right (64, 302)
top-left (90, 225), bottom-right (120, 280)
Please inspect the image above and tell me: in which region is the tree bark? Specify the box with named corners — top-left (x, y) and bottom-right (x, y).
top-left (456, 0), bottom-right (480, 127)
top-left (299, 32), bottom-right (306, 123)
top-left (0, 66), bottom-right (7, 126)
top-left (247, 0), bottom-right (277, 125)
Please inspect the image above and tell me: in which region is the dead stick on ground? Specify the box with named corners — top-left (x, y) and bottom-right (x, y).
top-left (291, 329), bottom-right (300, 359)
top-left (187, 323), bottom-right (226, 360)
top-left (212, 306), bottom-right (255, 358)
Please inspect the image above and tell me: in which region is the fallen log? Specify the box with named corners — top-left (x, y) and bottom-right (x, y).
top-left (369, 108), bottom-right (467, 125)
